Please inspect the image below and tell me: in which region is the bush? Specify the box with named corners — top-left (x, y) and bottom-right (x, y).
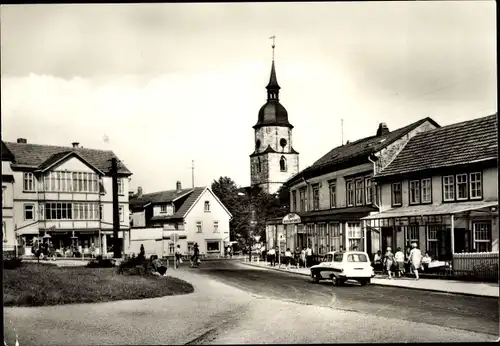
top-left (86, 255), bottom-right (116, 268)
top-left (3, 257), bottom-right (23, 270)
top-left (117, 255), bottom-right (150, 276)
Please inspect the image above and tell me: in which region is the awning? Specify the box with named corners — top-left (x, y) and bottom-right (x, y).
top-left (361, 200), bottom-right (498, 221)
top-left (266, 206), bottom-right (377, 225)
top-left (16, 228), bottom-right (40, 236)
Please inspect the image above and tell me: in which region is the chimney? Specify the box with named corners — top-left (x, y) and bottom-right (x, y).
top-left (17, 138), bottom-right (27, 144)
top-left (376, 123), bottom-right (390, 137)
top-left (72, 142), bottom-right (80, 148)
top-left (176, 181), bottom-right (182, 194)
top-left (138, 186), bottom-right (143, 198)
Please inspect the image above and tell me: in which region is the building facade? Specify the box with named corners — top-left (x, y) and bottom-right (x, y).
top-left (2, 142), bottom-right (16, 253)
top-left (363, 114), bottom-right (498, 262)
top-left (3, 139), bottom-right (132, 256)
top-left (249, 56), bottom-right (299, 194)
top-left (265, 118), bottom-right (440, 258)
top-left (129, 182), bottom-right (232, 258)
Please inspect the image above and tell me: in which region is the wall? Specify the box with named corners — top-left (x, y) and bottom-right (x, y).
top-left (375, 120), bottom-right (438, 173)
top-left (152, 203), bottom-right (174, 217)
top-left (289, 162), bottom-right (373, 212)
top-left (185, 188), bottom-right (231, 256)
top-left (131, 210), bottom-right (146, 228)
top-left (2, 163), bottom-right (15, 249)
top-left (254, 126), bottom-right (293, 153)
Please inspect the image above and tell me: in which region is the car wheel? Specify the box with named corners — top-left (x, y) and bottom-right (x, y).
top-left (331, 275), bottom-right (339, 286)
top-left (359, 279), bottom-right (370, 286)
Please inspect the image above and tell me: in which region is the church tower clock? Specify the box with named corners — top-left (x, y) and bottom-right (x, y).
top-left (250, 38), bottom-right (300, 194)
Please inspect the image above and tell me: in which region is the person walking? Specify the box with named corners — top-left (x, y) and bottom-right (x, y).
top-left (300, 247), bottom-right (306, 268)
top-left (306, 245), bottom-right (313, 268)
top-left (409, 242), bottom-right (422, 280)
top-left (394, 247), bottom-right (405, 278)
top-left (283, 248), bottom-right (293, 270)
top-left (383, 247), bottom-right (395, 279)
top-left (175, 244), bottom-right (182, 268)
top-left (294, 247), bottom-right (301, 269)
top-left (267, 247), bottom-right (276, 266)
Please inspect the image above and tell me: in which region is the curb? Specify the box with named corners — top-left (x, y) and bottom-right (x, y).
top-left (239, 261), bottom-right (497, 299)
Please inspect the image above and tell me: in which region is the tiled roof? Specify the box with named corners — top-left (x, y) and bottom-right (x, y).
top-left (4, 142), bottom-right (132, 175)
top-left (1, 141), bottom-right (15, 162)
top-left (131, 188), bottom-right (195, 206)
top-left (36, 151), bottom-right (72, 171)
top-left (312, 117), bottom-right (439, 170)
top-left (149, 187), bottom-right (206, 220)
top-left (376, 114), bottom-right (498, 177)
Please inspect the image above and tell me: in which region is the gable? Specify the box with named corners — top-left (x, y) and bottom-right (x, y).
top-left (184, 188), bottom-right (233, 219)
top-left (50, 155), bottom-right (101, 173)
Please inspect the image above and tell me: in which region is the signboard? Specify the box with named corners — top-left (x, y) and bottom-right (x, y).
top-left (282, 213), bottom-right (301, 225)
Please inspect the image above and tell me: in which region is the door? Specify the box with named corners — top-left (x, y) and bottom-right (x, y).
top-left (454, 228), bottom-right (470, 253)
top-left (381, 227), bottom-right (393, 252)
top-left (366, 229), bottom-right (373, 256)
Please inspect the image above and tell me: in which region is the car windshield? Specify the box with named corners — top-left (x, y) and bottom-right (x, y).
top-left (347, 253), bottom-right (368, 262)
top-left (333, 253), bottom-right (343, 262)
top-left (321, 254), bottom-right (333, 262)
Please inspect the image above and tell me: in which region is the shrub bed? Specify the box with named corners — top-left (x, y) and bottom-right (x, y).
top-left (4, 263), bottom-right (194, 307)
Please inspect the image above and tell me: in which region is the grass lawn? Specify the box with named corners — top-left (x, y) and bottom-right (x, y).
top-left (3, 263), bottom-right (194, 307)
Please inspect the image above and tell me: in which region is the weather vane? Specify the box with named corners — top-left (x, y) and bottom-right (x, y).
top-left (269, 35), bottom-right (276, 60)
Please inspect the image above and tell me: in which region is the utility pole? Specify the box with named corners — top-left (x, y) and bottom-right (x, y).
top-left (110, 158), bottom-right (121, 259)
top-left (341, 118), bottom-right (344, 145)
top-left (191, 160), bottom-right (195, 189)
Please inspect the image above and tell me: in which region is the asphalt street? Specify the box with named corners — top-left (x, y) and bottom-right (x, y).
top-left (193, 260), bottom-right (499, 337)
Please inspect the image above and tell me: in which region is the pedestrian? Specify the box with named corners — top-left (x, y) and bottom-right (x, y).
top-left (267, 246), bottom-right (276, 266)
top-left (409, 242), bottom-right (422, 280)
top-left (190, 243), bottom-right (200, 268)
top-left (283, 248), bottom-right (293, 270)
top-left (300, 247), bottom-right (306, 268)
top-left (384, 247), bottom-right (394, 279)
top-left (228, 246), bottom-right (232, 259)
top-left (372, 250), bottom-right (382, 272)
top-left (394, 247), bottom-right (405, 278)
top-left (175, 244), bottom-right (182, 268)
top-left (294, 247), bottom-right (301, 269)
top-left (306, 245), bottom-right (313, 268)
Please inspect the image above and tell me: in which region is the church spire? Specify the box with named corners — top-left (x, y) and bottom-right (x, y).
top-left (266, 35), bottom-right (280, 101)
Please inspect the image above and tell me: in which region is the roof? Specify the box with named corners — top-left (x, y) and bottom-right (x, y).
top-left (286, 117), bottom-right (440, 186)
top-left (249, 144), bottom-right (299, 158)
top-left (130, 188), bottom-right (194, 208)
top-left (266, 60), bottom-right (280, 90)
top-left (4, 142), bottom-right (132, 175)
top-left (361, 200), bottom-right (498, 220)
top-left (376, 114), bottom-right (498, 178)
top-left (1, 141), bottom-right (15, 161)
top-left (149, 187), bottom-right (206, 221)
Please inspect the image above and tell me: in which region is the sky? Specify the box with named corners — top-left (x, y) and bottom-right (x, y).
top-left (1, 2), bottom-right (497, 194)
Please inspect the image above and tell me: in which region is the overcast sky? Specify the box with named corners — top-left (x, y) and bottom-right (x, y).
top-left (1, 2), bottom-right (496, 194)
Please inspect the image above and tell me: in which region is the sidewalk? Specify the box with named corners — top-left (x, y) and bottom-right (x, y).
top-left (241, 260), bottom-right (499, 298)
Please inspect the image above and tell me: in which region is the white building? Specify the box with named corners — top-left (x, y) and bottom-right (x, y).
top-left (2, 138), bottom-right (132, 256)
top-left (129, 182), bottom-right (232, 258)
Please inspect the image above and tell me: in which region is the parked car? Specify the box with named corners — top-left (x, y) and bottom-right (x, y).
top-left (310, 251), bottom-right (375, 286)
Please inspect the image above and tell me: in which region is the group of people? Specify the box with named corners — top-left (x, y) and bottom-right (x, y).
top-left (266, 246), bottom-right (314, 269)
top-left (373, 242), bottom-right (432, 280)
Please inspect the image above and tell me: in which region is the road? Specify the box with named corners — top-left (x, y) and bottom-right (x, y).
top-left (194, 260), bottom-right (499, 337)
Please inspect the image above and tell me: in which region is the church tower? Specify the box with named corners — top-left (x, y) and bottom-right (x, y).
top-left (250, 40), bottom-right (299, 194)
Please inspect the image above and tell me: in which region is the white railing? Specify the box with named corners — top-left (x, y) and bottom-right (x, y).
top-left (452, 252), bottom-right (499, 281)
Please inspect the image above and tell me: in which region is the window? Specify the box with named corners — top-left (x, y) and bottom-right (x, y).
top-left (207, 241), bottom-right (220, 252)
top-left (312, 185), bottom-right (320, 210)
top-left (355, 179), bottom-right (363, 206)
top-left (317, 223), bottom-right (326, 254)
top-left (2, 221), bottom-right (6, 243)
top-left (204, 201), bottom-right (210, 212)
top-left (347, 222), bottom-right (361, 250)
top-left (196, 221), bottom-right (203, 233)
top-left (329, 181), bottom-right (336, 208)
top-left (24, 173), bottom-right (35, 191)
top-left (347, 254), bottom-right (368, 262)
top-left (421, 178), bottom-right (431, 203)
top-left (333, 253), bottom-right (343, 262)
top-left (473, 221), bottom-right (492, 252)
top-left (409, 180), bottom-right (420, 205)
top-left (119, 206), bottom-right (124, 222)
top-left (45, 171), bottom-right (98, 192)
top-left (213, 221), bottom-right (219, 233)
top-left (257, 157), bottom-right (262, 173)
top-left (392, 182), bottom-right (402, 206)
top-left (169, 243), bottom-right (175, 254)
top-left (365, 178), bottom-right (372, 205)
top-left (329, 222), bottom-right (341, 252)
top-left (456, 174), bottom-right (468, 200)
top-left (443, 175), bottom-right (455, 201)
top-left (45, 202), bottom-right (100, 220)
top-left (407, 224), bottom-right (419, 245)
top-left (346, 181), bottom-right (354, 207)
top-left (24, 204), bottom-right (34, 220)
top-left (470, 172), bottom-right (482, 199)
top-left (117, 178), bottom-right (124, 195)
top-left (292, 190), bottom-right (297, 212)
top-left (280, 156), bottom-right (287, 172)
top-left (99, 204), bottom-right (103, 220)
top-left (426, 224), bottom-right (439, 258)
top-left (160, 204), bottom-right (167, 213)
top-left (299, 188), bottom-right (306, 212)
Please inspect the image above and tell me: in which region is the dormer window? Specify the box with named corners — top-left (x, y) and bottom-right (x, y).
top-left (204, 201), bottom-right (210, 212)
top-left (160, 204), bottom-right (167, 213)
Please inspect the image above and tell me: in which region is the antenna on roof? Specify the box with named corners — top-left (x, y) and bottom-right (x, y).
top-left (191, 160), bottom-right (195, 189)
top-left (341, 119), bottom-right (344, 145)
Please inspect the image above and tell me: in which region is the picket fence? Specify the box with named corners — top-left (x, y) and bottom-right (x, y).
top-left (452, 252), bottom-right (499, 282)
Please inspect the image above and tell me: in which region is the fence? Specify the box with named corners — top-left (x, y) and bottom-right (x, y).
top-left (452, 252), bottom-right (499, 282)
